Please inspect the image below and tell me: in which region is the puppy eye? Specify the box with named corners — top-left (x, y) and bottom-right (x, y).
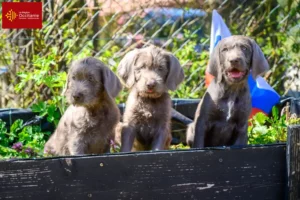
top-left (158, 66), bottom-right (164, 71)
top-left (222, 48), bottom-right (228, 52)
top-left (241, 46), bottom-right (247, 51)
top-left (88, 75), bottom-right (94, 81)
top-left (72, 76), bottom-right (76, 80)
top-left (135, 65), bottom-right (144, 71)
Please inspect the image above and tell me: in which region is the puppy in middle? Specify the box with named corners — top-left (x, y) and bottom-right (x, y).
top-left (116, 46), bottom-right (184, 152)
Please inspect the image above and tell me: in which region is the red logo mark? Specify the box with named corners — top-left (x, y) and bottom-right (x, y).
top-left (2, 2), bottom-right (42, 29)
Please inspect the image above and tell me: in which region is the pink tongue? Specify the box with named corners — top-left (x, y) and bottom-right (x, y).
top-left (229, 71), bottom-right (243, 78)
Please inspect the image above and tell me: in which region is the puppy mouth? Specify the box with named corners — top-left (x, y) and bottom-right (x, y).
top-left (139, 90), bottom-right (162, 98)
top-left (146, 89), bottom-right (154, 93)
top-left (226, 69), bottom-right (246, 79)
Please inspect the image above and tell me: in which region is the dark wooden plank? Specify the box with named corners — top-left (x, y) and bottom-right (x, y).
top-left (0, 145), bottom-right (286, 200)
top-left (287, 125), bottom-right (300, 200)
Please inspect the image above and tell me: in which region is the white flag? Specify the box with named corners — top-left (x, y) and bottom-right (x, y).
top-left (209, 10), bottom-right (231, 55)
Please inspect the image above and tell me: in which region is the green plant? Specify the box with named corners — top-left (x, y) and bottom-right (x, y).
top-left (0, 119), bottom-right (50, 159)
top-left (170, 30), bottom-right (209, 99)
top-left (15, 48), bottom-right (67, 108)
top-left (170, 143), bottom-right (190, 150)
top-left (288, 115), bottom-right (300, 125)
top-left (110, 139), bottom-right (120, 153)
top-left (248, 107), bottom-right (300, 145)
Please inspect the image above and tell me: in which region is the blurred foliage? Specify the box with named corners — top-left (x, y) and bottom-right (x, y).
top-left (171, 30), bottom-right (209, 98)
top-left (170, 143), bottom-right (191, 150)
top-left (248, 107), bottom-right (300, 144)
top-left (0, 119), bottom-right (50, 159)
top-left (248, 107), bottom-right (287, 144)
top-left (0, 0), bottom-right (297, 109)
top-left (0, 0), bottom-right (298, 107)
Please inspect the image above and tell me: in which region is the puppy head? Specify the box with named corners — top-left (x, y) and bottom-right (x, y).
top-left (117, 46), bottom-right (184, 98)
top-left (63, 57), bottom-right (122, 107)
top-left (208, 35), bottom-right (269, 85)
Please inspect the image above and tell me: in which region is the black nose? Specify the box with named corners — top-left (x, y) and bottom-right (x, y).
top-left (146, 80), bottom-right (156, 89)
top-left (229, 58), bottom-right (241, 64)
top-left (72, 93), bottom-right (82, 101)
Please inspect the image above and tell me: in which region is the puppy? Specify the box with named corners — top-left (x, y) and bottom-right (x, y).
top-left (187, 36), bottom-right (269, 148)
top-left (44, 57), bottom-right (122, 155)
top-left (116, 46), bottom-right (184, 152)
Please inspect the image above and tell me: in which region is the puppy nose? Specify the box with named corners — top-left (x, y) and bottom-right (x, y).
top-left (229, 58), bottom-right (241, 64)
top-left (146, 80), bottom-right (156, 89)
top-left (72, 93), bottom-right (82, 101)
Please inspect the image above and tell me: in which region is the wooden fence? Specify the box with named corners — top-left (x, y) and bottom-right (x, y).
top-left (0, 125), bottom-right (299, 199)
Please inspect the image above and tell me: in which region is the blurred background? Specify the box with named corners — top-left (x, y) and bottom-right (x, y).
top-left (0, 0), bottom-right (299, 109)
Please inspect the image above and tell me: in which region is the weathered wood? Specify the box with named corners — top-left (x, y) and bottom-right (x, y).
top-left (287, 125), bottom-right (300, 200)
top-left (0, 145), bottom-right (286, 200)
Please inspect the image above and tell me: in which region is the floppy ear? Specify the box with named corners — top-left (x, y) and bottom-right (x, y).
top-left (102, 67), bottom-right (122, 98)
top-left (207, 42), bottom-right (222, 83)
top-left (117, 49), bottom-right (139, 88)
top-left (250, 39), bottom-right (269, 78)
top-left (165, 52), bottom-right (184, 91)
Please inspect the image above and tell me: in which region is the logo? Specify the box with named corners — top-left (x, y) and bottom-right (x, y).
top-left (5, 9), bottom-right (18, 22)
top-left (2, 2), bottom-right (42, 29)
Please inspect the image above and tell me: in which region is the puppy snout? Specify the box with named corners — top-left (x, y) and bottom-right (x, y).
top-left (229, 57), bottom-right (242, 64)
top-left (72, 92), bottom-right (83, 101)
top-left (146, 80), bottom-right (156, 90)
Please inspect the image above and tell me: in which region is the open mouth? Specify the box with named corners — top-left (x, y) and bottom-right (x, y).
top-left (226, 69), bottom-right (246, 79)
top-left (146, 89), bottom-right (154, 93)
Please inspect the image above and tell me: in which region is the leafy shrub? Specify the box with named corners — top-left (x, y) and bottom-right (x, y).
top-left (248, 107), bottom-right (300, 145)
top-left (170, 30), bottom-right (209, 99)
top-left (15, 47), bottom-right (67, 126)
top-left (0, 119), bottom-right (50, 159)
top-left (170, 143), bottom-right (190, 150)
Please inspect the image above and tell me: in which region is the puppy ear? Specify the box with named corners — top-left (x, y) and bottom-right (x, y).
top-left (250, 39), bottom-right (269, 78)
top-left (165, 52), bottom-right (184, 91)
top-left (102, 67), bottom-right (122, 98)
top-left (117, 49), bottom-right (139, 88)
top-left (208, 42), bottom-right (222, 83)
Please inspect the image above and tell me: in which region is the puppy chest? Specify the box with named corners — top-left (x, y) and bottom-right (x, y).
top-left (135, 122), bottom-right (168, 145)
top-left (215, 98), bottom-right (249, 122)
top-left (71, 117), bottom-right (113, 139)
top-left (136, 114), bottom-right (166, 132)
top-left (135, 108), bottom-right (158, 120)
top-left (206, 122), bottom-right (236, 146)
top-left (83, 127), bottom-right (111, 147)
top-left (133, 110), bottom-right (169, 142)
top-left (87, 136), bottom-right (109, 152)
top-left (132, 104), bottom-right (169, 121)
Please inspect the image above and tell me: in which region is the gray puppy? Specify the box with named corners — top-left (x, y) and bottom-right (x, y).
top-left (187, 36), bottom-right (269, 148)
top-left (44, 57), bottom-right (122, 155)
top-left (116, 46), bottom-right (184, 152)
